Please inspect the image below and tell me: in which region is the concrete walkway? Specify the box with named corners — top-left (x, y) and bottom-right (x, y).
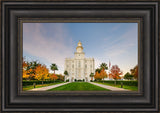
top-left (29, 82), bottom-right (70, 91)
top-left (89, 82), bottom-right (130, 91)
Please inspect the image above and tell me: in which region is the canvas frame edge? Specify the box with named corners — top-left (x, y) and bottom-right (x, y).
top-left (1, 0), bottom-right (159, 112)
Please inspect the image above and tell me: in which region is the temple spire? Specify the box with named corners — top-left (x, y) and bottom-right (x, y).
top-left (78, 40), bottom-right (82, 46)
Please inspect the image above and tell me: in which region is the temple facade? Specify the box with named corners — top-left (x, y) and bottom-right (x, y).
top-left (64, 41), bottom-right (95, 82)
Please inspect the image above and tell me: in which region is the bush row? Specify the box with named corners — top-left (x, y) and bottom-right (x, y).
top-left (22, 80), bottom-right (63, 86)
top-left (75, 79), bottom-right (85, 82)
top-left (66, 79), bottom-right (69, 82)
top-left (97, 80), bottom-right (138, 86)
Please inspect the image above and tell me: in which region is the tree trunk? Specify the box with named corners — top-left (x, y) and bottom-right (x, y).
top-left (54, 70), bottom-right (55, 74)
top-left (42, 81), bottom-right (43, 85)
top-left (121, 82), bottom-right (123, 88)
top-left (33, 83), bottom-right (36, 88)
top-left (114, 80), bottom-right (116, 86)
top-left (64, 76), bottom-right (66, 82)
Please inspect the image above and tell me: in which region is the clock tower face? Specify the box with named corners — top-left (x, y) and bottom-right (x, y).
top-left (76, 40), bottom-right (83, 53)
top-left (77, 47), bottom-right (82, 52)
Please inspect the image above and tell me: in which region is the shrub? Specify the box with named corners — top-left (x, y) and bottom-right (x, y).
top-left (77, 80), bottom-right (83, 82)
top-left (124, 72), bottom-right (134, 80)
top-left (97, 80), bottom-right (138, 86)
top-left (22, 80), bottom-right (63, 86)
top-left (66, 79), bottom-right (69, 82)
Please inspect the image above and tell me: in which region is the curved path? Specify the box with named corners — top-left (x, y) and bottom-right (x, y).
top-left (29, 82), bottom-right (70, 91)
top-left (28, 82), bottom-right (129, 91)
top-left (89, 82), bottom-right (130, 91)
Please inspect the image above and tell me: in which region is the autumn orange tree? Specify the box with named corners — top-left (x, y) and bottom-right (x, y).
top-left (22, 59), bottom-right (36, 80)
top-left (130, 65), bottom-right (138, 80)
top-left (22, 58), bottom-right (65, 84)
top-left (34, 64), bottom-right (49, 84)
top-left (100, 69), bottom-right (108, 83)
top-left (95, 63), bottom-right (108, 81)
top-left (94, 71), bottom-right (102, 81)
top-left (22, 60), bottom-right (30, 79)
top-left (23, 59), bottom-right (41, 80)
top-left (50, 73), bottom-right (58, 82)
top-left (110, 65), bottom-right (122, 80)
top-left (22, 58), bottom-right (50, 83)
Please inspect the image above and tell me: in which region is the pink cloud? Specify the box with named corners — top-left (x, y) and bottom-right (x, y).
top-left (23, 23), bottom-right (74, 74)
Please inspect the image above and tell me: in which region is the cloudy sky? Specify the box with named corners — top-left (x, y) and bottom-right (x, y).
top-left (23, 23), bottom-right (138, 75)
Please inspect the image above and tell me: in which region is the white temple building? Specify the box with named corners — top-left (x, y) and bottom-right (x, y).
top-left (65, 41), bottom-right (95, 82)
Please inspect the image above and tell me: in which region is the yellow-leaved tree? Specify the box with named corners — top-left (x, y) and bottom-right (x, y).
top-left (94, 71), bottom-right (102, 81)
top-left (35, 64), bottom-right (49, 84)
top-left (100, 68), bottom-right (108, 83)
top-left (22, 59), bottom-right (30, 79)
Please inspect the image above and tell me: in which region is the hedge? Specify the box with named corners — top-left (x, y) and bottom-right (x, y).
top-left (22, 80), bottom-right (63, 86)
top-left (66, 79), bottom-right (69, 82)
top-left (97, 80), bottom-right (138, 86)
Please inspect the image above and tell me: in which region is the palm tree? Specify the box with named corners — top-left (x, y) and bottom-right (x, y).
top-left (95, 68), bottom-right (101, 73)
top-left (99, 63), bottom-right (108, 83)
top-left (90, 73), bottom-right (94, 81)
top-left (64, 70), bottom-right (69, 82)
top-left (50, 63), bottom-right (58, 74)
top-left (100, 63), bottom-right (108, 70)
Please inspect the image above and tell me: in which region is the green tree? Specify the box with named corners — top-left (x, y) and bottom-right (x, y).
top-left (100, 63), bottom-right (108, 70)
top-left (90, 72), bottom-right (94, 81)
top-left (50, 63), bottom-right (58, 74)
top-left (95, 63), bottom-right (108, 73)
top-left (95, 68), bottom-right (101, 73)
top-left (64, 70), bottom-right (68, 76)
top-left (130, 65), bottom-right (138, 80)
top-left (64, 70), bottom-right (69, 82)
top-left (124, 72), bottom-right (134, 80)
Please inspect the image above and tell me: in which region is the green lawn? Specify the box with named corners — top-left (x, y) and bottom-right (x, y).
top-left (48, 82), bottom-right (110, 91)
top-left (23, 82), bottom-right (63, 91)
top-left (95, 82), bottom-right (138, 91)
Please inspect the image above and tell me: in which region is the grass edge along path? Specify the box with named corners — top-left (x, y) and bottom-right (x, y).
top-left (48, 82), bottom-right (111, 91)
top-left (95, 82), bottom-right (138, 91)
top-left (23, 82), bottom-right (64, 91)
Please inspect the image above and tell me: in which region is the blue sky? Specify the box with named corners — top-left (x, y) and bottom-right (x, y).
top-left (23, 23), bottom-right (138, 75)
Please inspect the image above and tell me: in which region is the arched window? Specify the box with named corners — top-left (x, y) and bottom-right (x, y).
top-left (78, 61), bottom-right (81, 67)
